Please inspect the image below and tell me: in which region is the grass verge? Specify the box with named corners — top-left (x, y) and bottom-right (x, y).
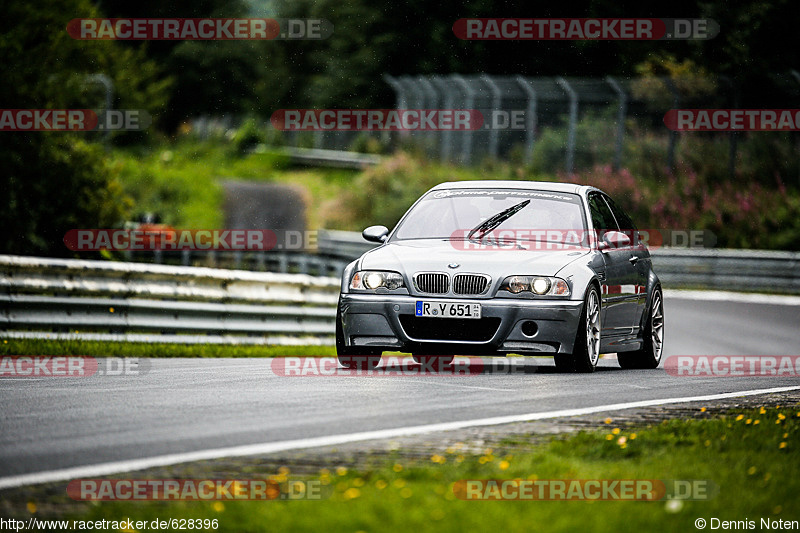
top-left (47, 405), bottom-right (800, 532)
top-left (0, 338), bottom-right (335, 358)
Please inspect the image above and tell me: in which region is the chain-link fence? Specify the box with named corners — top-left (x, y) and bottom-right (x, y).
top-left (188, 72), bottom-right (800, 182)
top-left (381, 74), bottom-right (800, 179)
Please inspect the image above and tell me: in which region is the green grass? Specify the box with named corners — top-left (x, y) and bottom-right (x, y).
top-left (0, 338), bottom-right (334, 358)
top-left (51, 406), bottom-right (799, 532)
top-left (110, 140), bottom-right (359, 230)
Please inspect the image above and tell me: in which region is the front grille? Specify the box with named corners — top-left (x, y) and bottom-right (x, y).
top-left (399, 315), bottom-right (501, 342)
top-left (415, 273), bottom-right (449, 294)
top-left (453, 274), bottom-right (489, 295)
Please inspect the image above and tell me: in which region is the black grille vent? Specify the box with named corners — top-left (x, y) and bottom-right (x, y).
top-left (399, 316), bottom-right (501, 342)
top-left (453, 274), bottom-right (489, 295)
top-left (415, 273), bottom-right (449, 294)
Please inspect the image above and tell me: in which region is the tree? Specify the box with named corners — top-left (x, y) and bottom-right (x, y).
top-left (0, 0), bottom-right (167, 256)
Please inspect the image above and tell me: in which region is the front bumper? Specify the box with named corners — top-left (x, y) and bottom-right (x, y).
top-left (339, 293), bottom-right (583, 355)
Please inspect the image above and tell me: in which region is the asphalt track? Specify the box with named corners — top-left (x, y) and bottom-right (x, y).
top-left (1, 290), bottom-right (798, 488)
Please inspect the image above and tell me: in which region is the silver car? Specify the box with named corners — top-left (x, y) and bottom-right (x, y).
top-left (336, 181), bottom-right (664, 373)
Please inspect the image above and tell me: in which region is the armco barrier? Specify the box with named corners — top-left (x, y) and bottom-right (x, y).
top-left (649, 248), bottom-right (800, 294)
top-left (0, 255), bottom-right (339, 345)
top-left (318, 231), bottom-right (800, 294)
top-left (1, 245), bottom-right (798, 345)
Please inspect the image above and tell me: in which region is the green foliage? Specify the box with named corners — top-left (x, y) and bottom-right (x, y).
top-left (0, 0), bottom-right (169, 256)
top-left (327, 148), bottom-right (800, 250)
top-left (0, 137), bottom-right (133, 256)
top-left (572, 165), bottom-right (800, 250)
top-left (230, 117), bottom-right (267, 155)
top-left (327, 152), bottom-right (499, 230)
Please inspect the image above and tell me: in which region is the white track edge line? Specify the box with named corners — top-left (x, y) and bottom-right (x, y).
top-left (1, 385), bottom-right (798, 490)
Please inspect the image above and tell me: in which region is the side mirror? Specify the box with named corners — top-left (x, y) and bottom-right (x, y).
top-left (598, 230), bottom-right (631, 251)
top-left (362, 225), bottom-right (389, 243)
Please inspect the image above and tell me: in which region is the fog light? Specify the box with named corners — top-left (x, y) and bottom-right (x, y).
top-left (521, 321), bottom-right (538, 337)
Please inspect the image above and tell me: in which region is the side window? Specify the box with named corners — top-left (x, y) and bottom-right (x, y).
top-left (588, 193), bottom-right (618, 235)
top-left (604, 195), bottom-right (635, 231)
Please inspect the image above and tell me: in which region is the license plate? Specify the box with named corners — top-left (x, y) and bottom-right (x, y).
top-left (415, 300), bottom-right (481, 319)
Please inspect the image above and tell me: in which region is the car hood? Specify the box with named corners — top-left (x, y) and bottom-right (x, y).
top-left (360, 239), bottom-right (590, 278)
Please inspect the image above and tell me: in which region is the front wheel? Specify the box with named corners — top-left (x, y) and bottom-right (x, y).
top-left (555, 286), bottom-right (601, 373)
top-left (336, 307), bottom-right (382, 370)
top-left (618, 287), bottom-right (664, 369)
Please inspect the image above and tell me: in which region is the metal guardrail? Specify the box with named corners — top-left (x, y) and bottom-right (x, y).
top-left (282, 147), bottom-right (382, 169)
top-left (122, 230), bottom-right (371, 276)
top-left (0, 255), bottom-right (339, 345)
top-left (649, 248), bottom-right (800, 294)
top-left (1, 244), bottom-right (798, 346)
top-left (317, 232), bottom-right (800, 294)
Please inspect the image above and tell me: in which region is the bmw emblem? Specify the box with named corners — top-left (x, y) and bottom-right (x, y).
top-left (448, 263), bottom-right (460, 269)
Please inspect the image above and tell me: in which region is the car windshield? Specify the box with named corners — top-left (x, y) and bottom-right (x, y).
top-left (392, 189), bottom-right (586, 242)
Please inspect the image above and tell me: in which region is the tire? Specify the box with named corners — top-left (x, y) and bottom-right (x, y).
top-left (336, 306), bottom-right (381, 370)
top-left (555, 286), bottom-right (601, 373)
top-left (412, 354), bottom-right (455, 368)
top-left (618, 287), bottom-right (664, 370)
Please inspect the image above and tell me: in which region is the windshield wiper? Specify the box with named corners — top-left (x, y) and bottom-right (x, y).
top-left (467, 200), bottom-right (530, 241)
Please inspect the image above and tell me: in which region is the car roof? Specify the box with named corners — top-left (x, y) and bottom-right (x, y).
top-left (429, 180), bottom-right (597, 195)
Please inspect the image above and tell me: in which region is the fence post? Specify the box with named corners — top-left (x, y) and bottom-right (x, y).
top-left (418, 76), bottom-right (440, 155)
top-left (516, 76), bottom-right (538, 166)
top-left (606, 76), bottom-right (627, 171)
top-left (451, 74), bottom-right (475, 165)
top-left (432, 77), bottom-right (455, 164)
top-left (400, 76), bottom-right (425, 146)
top-left (481, 74), bottom-right (502, 159)
top-left (384, 74), bottom-right (407, 147)
top-left (663, 77), bottom-right (680, 173)
top-left (85, 74), bottom-right (113, 149)
top-left (556, 77), bottom-right (578, 175)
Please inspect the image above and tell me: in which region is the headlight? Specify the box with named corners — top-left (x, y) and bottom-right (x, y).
top-left (350, 270), bottom-right (405, 291)
top-left (500, 276), bottom-right (570, 296)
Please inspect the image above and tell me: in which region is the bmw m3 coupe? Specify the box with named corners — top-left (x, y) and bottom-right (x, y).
top-left (336, 181), bottom-right (664, 373)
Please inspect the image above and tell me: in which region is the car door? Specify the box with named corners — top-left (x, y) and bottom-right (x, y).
top-left (604, 194), bottom-right (649, 329)
top-left (587, 192), bottom-right (638, 337)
